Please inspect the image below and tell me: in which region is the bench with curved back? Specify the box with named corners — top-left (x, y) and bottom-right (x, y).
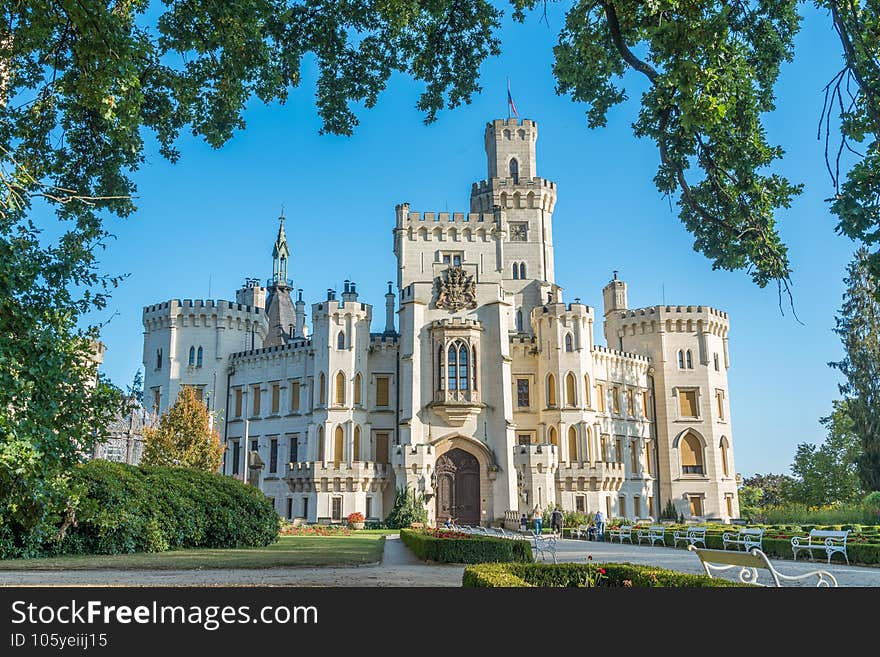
top-left (688, 545), bottom-right (838, 587)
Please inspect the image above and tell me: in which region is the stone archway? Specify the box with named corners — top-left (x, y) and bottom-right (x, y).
top-left (435, 448), bottom-right (480, 526)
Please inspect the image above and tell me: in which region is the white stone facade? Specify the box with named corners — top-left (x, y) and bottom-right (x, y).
top-left (142, 117), bottom-right (739, 525)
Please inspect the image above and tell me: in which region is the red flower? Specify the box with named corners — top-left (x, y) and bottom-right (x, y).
top-left (599, 568), bottom-right (606, 575)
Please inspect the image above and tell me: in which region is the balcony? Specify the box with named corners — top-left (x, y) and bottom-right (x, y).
top-left (429, 388), bottom-right (484, 426)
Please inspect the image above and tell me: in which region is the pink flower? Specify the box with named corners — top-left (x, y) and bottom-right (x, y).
top-left (599, 568), bottom-right (606, 575)
top-left (587, 555), bottom-right (593, 561)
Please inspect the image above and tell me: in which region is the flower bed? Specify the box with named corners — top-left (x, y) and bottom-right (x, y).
top-left (462, 562), bottom-right (750, 587)
top-left (279, 523), bottom-right (351, 537)
top-left (400, 529), bottom-right (533, 564)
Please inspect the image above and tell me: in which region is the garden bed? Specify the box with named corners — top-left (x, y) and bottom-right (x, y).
top-left (462, 562), bottom-right (750, 587)
top-left (400, 529), bottom-right (533, 564)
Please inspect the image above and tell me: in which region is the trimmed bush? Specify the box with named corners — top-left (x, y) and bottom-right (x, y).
top-left (48, 461), bottom-right (279, 556)
top-left (401, 529), bottom-right (533, 564)
top-left (462, 562), bottom-right (750, 587)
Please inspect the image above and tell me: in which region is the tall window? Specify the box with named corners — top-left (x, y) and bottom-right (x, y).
top-left (334, 426), bottom-right (344, 465)
top-left (601, 435), bottom-right (609, 461)
top-left (441, 341), bottom-right (471, 392)
top-left (188, 346), bottom-right (195, 366)
top-left (289, 434), bottom-right (298, 463)
top-left (586, 427), bottom-right (593, 461)
top-left (337, 332), bottom-right (345, 350)
top-left (152, 388), bottom-right (160, 415)
top-left (548, 426), bottom-right (558, 446)
top-left (516, 379), bottom-right (530, 407)
top-left (720, 437), bottom-right (730, 476)
top-left (234, 388), bottom-right (242, 417)
top-left (512, 262), bottom-right (519, 279)
top-left (615, 437), bottom-right (623, 464)
top-left (619, 496), bottom-right (627, 518)
top-left (584, 374), bottom-right (591, 407)
top-left (568, 426), bottom-right (578, 462)
top-left (509, 158), bottom-right (519, 184)
top-left (335, 372), bottom-right (346, 405)
top-left (156, 349), bottom-right (162, 370)
top-left (634, 497), bottom-right (641, 518)
top-left (630, 439), bottom-right (638, 473)
top-left (447, 345), bottom-right (458, 390)
top-left (271, 383), bottom-right (280, 414)
top-left (686, 350), bottom-right (693, 369)
top-left (290, 381), bottom-right (300, 411)
top-left (644, 440), bottom-right (653, 475)
top-left (642, 390), bottom-right (650, 418)
top-left (196, 346), bottom-right (203, 367)
top-left (565, 372), bottom-right (576, 406)
top-left (612, 386), bottom-right (620, 414)
top-left (678, 350), bottom-right (685, 368)
top-left (376, 376), bottom-right (390, 407)
top-left (472, 346), bottom-right (478, 390)
top-left (269, 437), bottom-right (278, 474)
top-left (376, 432), bottom-right (390, 463)
top-left (354, 373), bottom-right (362, 405)
top-left (678, 389), bottom-right (698, 418)
top-left (252, 385), bottom-right (261, 415)
top-left (231, 440), bottom-right (241, 475)
top-left (302, 497), bottom-right (309, 520)
top-left (519, 262), bottom-right (526, 279)
top-left (353, 426), bottom-right (361, 461)
top-left (689, 496), bottom-right (703, 517)
top-left (317, 426), bottom-right (324, 461)
top-left (319, 373), bottom-right (326, 405)
top-left (458, 343), bottom-right (468, 391)
top-left (332, 498), bottom-right (342, 522)
top-left (597, 384), bottom-right (606, 413)
top-left (366, 497), bottom-right (373, 519)
top-left (626, 389), bottom-right (634, 415)
top-left (681, 432), bottom-right (704, 474)
top-left (565, 333), bottom-right (574, 352)
top-left (726, 495), bottom-right (734, 517)
top-left (714, 353), bottom-right (720, 371)
top-left (716, 389), bottom-right (725, 420)
top-left (547, 374), bottom-right (556, 407)
top-left (516, 309), bottom-right (523, 332)
top-left (648, 496), bottom-right (654, 519)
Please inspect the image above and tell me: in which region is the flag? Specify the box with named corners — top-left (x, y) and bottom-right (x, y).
top-left (507, 80), bottom-right (519, 119)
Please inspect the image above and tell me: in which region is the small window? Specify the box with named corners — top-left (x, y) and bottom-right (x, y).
top-left (689, 496), bottom-right (703, 517)
top-left (575, 496), bottom-right (585, 513)
top-left (376, 376), bottom-right (390, 407)
top-left (152, 388), bottom-right (161, 415)
top-left (547, 374), bottom-right (556, 407)
top-left (156, 349), bottom-right (162, 370)
top-left (376, 432), bottom-right (390, 464)
top-left (509, 158), bottom-right (519, 184)
top-left (686, 350), bottom-right (693, 369)
top-left (619, 496), bottom-right (627, 518)
top-left (678, 389), bottom-right (698, 418)
top-left (714, 353), bottom-right (720, 371)
top-left (290, 381), bottom-right (300, 411)
top-left (565, 372), bottom-right (576, 406)
top-left (519, 262), bottom-right (526, 279)
top-left (366, 497), bottom-right (373, 519)
top-left (626, 389), bottom-right (634, 415)
top-left (196, 346), bottom-right (203, 368)
top-left (726, 495), bottom-right (734, 517)
top-left (615, 437), bottom-right (623, 464)
top-left (337, 332), bottom-right (345, 350)
top-left (568, 426), bottom-right (578, 462)
top-left (353, 426), bottom-right (361, 461)
top-left (188, 346), bottom-right (195, 367)
top-left (716, 389), bottom-right (725, 420)
top-left (252, 385), bottom-right (261, 416)
top-left (287, 498), bottom-right (293, 519)
top-left (612, 386), bottom-right (620, 414)
top-left (231, 440), bottom-right (241, 475)
top-left (634, 496), bottom-right (641, 518)
top-left (596, 384), bottom-right (606, 413)
top-left (630, 440), bottom-right (638, 473)
top-left (584, 375), bottom-right (591, 407)
top-left (234, 388), bottom-right (242, 417)
top-left (354, 373), bottom-right (362, 405)
top-left (319, 373), bottom-right (326, 405)
top-left (548, 426), bottom-right (558, 446)
top-left (332, 498), bottom-right (342, 522)
top-left (512, 262), bottom-right (519, 279)
top-left (518, 434), bottom-right (532, 446)
top-left (269, 437), bottom-right (278, 474)
top-left (565, 333), bottom-right (573, 352)
top-left (335, 372), bottom-right (345, 405)
top-left (678, 350), bottom-right (685, 368)
top-left (516, 309), bottom-right (523, 332)
top-left (289, 435), bottom-right (298, 463)
top-left (642, 391), bottom-right (650, 418)
top-left (334, 426), bottom-right (344, 465)
top-left (303, 497), bottom-right (309, 520)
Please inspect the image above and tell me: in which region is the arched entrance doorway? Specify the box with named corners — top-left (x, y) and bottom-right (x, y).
top-left (435, 448), bottom-right (480, 526)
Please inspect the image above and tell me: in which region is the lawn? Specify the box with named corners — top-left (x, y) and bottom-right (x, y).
top-left (0, 535), bottom-right (387, 571)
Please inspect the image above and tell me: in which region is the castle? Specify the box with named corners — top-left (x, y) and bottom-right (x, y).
top-left (142, 117), bottom-right (740, 525)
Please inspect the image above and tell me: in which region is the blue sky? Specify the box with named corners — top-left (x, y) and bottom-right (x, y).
top-left (81, 4), bottom-right (855, 478)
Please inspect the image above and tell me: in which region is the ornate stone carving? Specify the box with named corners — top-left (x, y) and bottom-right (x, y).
top-left (435, 266), bottom-right (477, 311)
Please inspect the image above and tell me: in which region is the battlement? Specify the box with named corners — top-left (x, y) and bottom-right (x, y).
top-left (398, 208), bottom-right (496, 225)
top-left (431, 317), bottom-right (482, 330)
top-left (487, 117), bottom-right (537, 132)
top-left (230, 338), bottom-right (312, 361)
top-left (369, 333), bottom-right (399, 344)
top-left (617, 304), bottom-right (728, 322)
top-left (470, 177), bottom-right (556, 194)
top-left (312, 299), bottom-right (371, 317)
top-left (143, 298), bottom-right (263, 317)
top-left (611, 304), bottom-right (730, 338)
top-left (592, 344), bottom-right (651, 364)
top-left (143, 298), bottom-right (267, 332)
top-left (510, 335), bottom-right (537, 345)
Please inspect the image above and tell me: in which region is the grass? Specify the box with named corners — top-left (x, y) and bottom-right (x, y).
top-left (0, 535), bottom-right (387, 571)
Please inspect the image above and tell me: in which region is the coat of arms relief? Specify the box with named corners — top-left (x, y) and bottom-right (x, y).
top-left (435, 266), bottom-right (477, 311)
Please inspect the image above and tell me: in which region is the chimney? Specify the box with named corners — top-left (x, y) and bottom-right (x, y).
top-left (384, 281), bottom-right (396, 335)
top-left (342, 279), bottom-right (358, 303)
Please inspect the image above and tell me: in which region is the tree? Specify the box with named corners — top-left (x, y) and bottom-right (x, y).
top-left (741, 473), bottom-right (796, 507)
top-left (384, 487), bottom-right (429, 529)
top-left (788, 400), bottom-right (864, 505)
top-left (830, 248), bottom-right (880, 491)
top-left (141, 387), bottom-right (224, 472)
top-left (126, 369), bottom-right (144, 406)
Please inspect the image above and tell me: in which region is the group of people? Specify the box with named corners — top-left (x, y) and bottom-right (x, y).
top-left (519, 507), bottom-right (607, 540)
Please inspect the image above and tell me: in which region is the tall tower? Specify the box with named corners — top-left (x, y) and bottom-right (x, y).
top-left (264, 211), bottom-right (296, 347)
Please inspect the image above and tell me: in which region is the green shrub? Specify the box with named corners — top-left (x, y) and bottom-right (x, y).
top-left (462, 562), bottom-right (750, 587)
top-left (400, 529), bottom-right (533, 564)
top-left (47, 461), bottom-right (279, 556)
top-left (384, 487), bottom-right (428, 529)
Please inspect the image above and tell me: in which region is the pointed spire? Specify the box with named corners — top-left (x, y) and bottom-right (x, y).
top-left (272, 206), bottom-right (291, 286)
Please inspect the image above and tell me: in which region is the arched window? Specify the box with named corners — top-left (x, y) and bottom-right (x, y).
top-left (681, 432), bottom-right (704, 474)
top-left (686, 350), bottom-right (693, 369)
top-left (196, 346), bottom-right (203, 368)
top-left (317, 426), bottom-right (324, 461)
top-left (519, 262), bottom-right (526, 279)
top-left (568, 426), bottom-right (579, 462)
top-left (512, 262), bottom-right (519, 279)
top-left (565, 333), bottom-right (574, 352)
top-left (319, 373), bottom-right (326, 405)
top-left (720, 437), bottom-right (730, 477)
top-left (472, 345), bottom-right (478, 390)
top-left (583, 374), bottom-right (591, 407)
top-left (586, 427), bottom-right (593, 461)
top-left (447, 345), bottom-right (458, 391)
top-left (354, 373), bottom-right (362, 405)
top-left (188, 346), bottom-right (195, 366)
top-left (335, 372), bottom-right (345, 405)
top-left (156, 349), bottom-right (162, 370)
top-left (337, 332), bottom-right (345, 350)
top-left (509, 158), bottom-right (519, 184)
top-left (516, 309), bottom-right (523, 332)
top-left (548, 426), bottom-right (558, 446)
top-left (353, 426), bottom-right (361, 462)
top-left (547, 374), bottom-right (556, 407)
top-left (678, 350), bottom-right (685, 368)
top-left (438, 346), bottom-right (445, 390)
top-left (458, 343), bottom-right (469, 391)
top-left (334, 426), bottom-right (344, 465)
top-left (565, 372), bottom-right (576, 406)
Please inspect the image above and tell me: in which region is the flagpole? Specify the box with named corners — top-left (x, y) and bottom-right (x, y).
top-left (507, 77), bottom-right (510, 119)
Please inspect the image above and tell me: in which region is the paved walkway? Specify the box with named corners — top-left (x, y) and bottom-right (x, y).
top-left (1, 535), bottom-right (878, 587)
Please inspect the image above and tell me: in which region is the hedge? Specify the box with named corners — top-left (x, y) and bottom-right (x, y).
top-left (48, 461), bottom-right (280, 556)
top-left (462, 562), bottom-right (750, 587)
top-left (400, 529), bottom-right (533, 564)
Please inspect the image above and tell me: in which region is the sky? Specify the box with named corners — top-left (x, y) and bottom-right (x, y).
top-left (77, 3), bottom-right (856, 478)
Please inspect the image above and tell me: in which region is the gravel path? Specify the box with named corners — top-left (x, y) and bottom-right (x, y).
top-left (1, 535), bottom-right (877, 587)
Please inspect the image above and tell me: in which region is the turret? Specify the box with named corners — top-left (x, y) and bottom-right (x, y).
top-left (294, 288), bottom-right (307, 338)
top-left (603, 271), bottom-right (628, 318)
top-left (384, 281), bottom-right (396, 335)
top-left (342, 280), bottom-right (359, 303)
top-left (484, 118), bottom-right (538, 181)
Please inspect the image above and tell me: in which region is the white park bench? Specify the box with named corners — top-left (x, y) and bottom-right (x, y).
top-left (532, 532), bottom-right (558, 563)
top-left (722, 527), bottom-right (764, 551)
top-left (673, 525), bottom-right (708, 548)
top-left (687, 545), bottom-right (838, 587)
top-left (572, 524), bottom-right (593, 540)
top-left (636, 525), bottom-right (667, 547)
top-left (607, 524), bottom-right (634, 544)
top-left (791, 529), bottom-right (850, 564)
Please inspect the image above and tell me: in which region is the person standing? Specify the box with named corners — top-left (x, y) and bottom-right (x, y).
top-left (531, 506), bottom-right (543, 535)
top-left (550, 507), bottom-right (563, 535)
top-left (519, 513), bottom-right (528, 533)
top-left (594, 509), bottom-right (606, 541)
